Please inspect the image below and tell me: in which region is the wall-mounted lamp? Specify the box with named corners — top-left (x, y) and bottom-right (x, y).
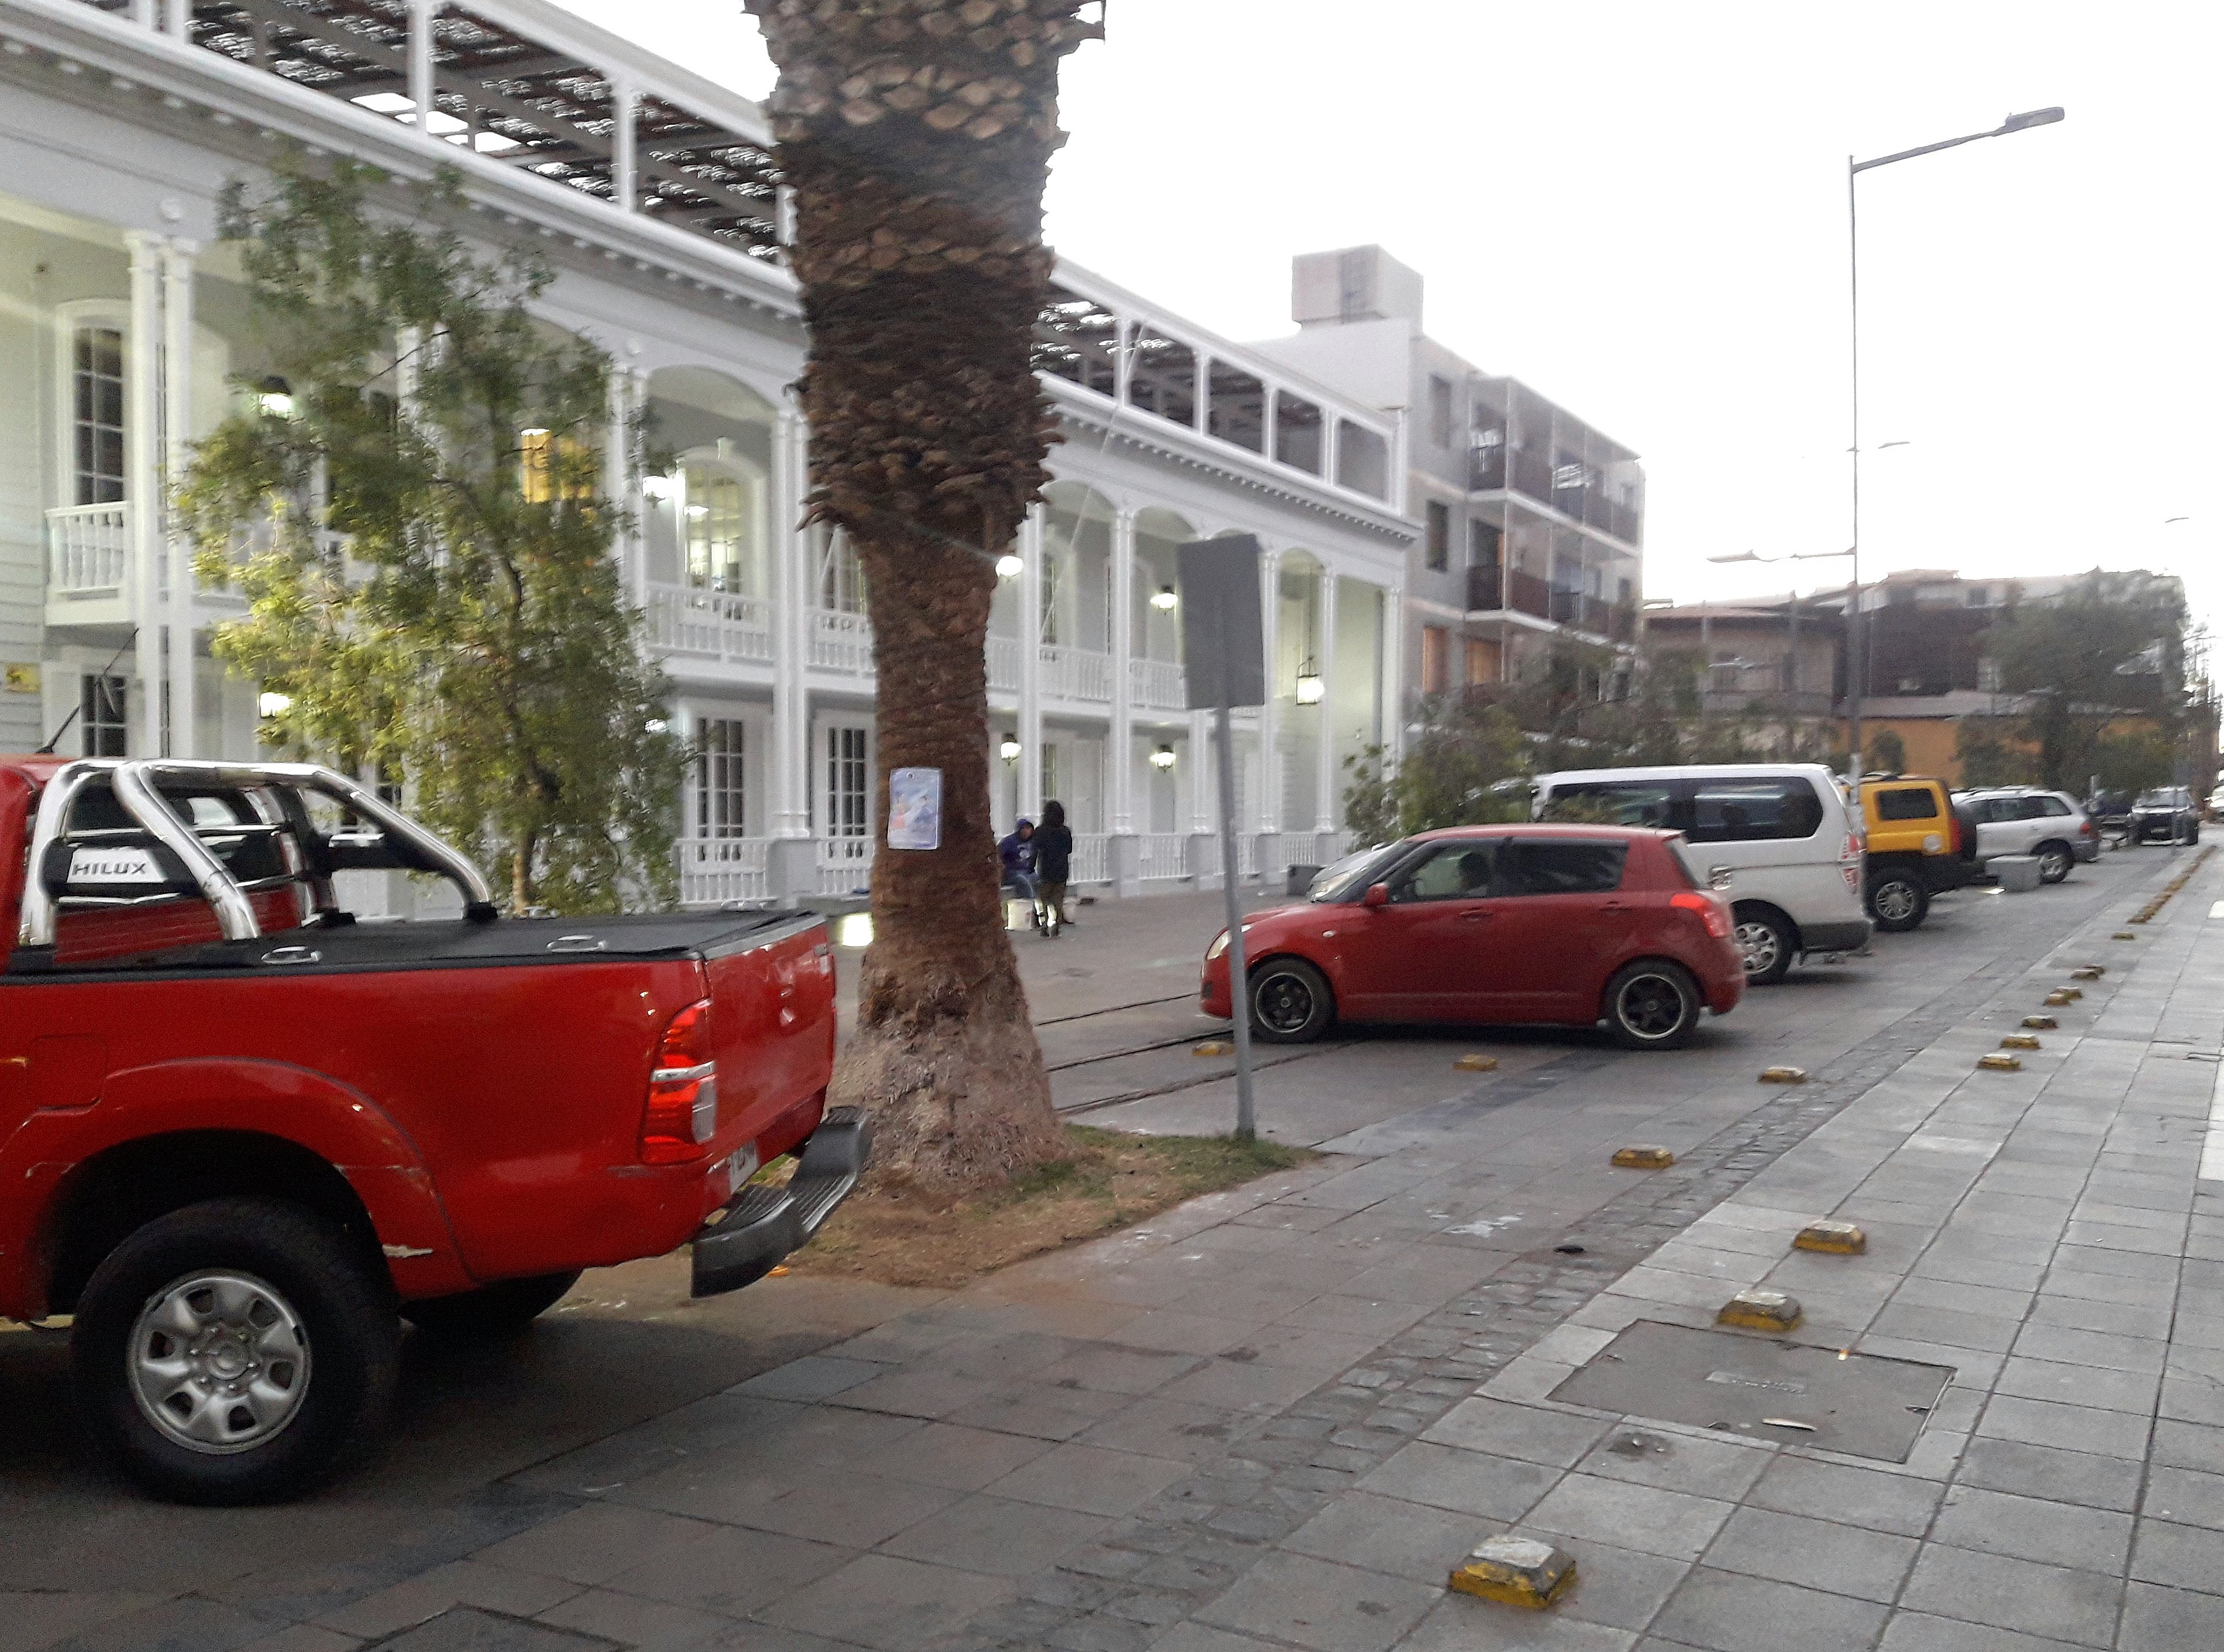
top-left (995, 552), bottom-right (1024, 579)
top-left (256, 376), bottom-right (294, 418)
top-left (1150, 744), bottom-right (1177, 772)
top-left (256, 691), bottom-right (293, 718)
top-left (1294, 657), bottom-right (1324, 705)
top-left (1151, 585), bottom-right (1178, 612)
top-left (999, 733), bottom-right (1022, 763)
top-left (641, 474), bottom-right (675, 501)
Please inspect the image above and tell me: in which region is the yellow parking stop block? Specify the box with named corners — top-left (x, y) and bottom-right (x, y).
top-left (1448, 1535), bottom-right (1577, 1610)
top-left (1612, 1146), bottom-right (1675, 1170)
top-left (1978, 1053), bottom-right (2023, 1072)
top-left (1794, 1221), bottom-right (1867, 1255)
top-left (2071, 965), bottom-right (2104, 981)
top-left (1758, 1066), bottom-right (1808, 1085)
top-left (1192, 1042), bottom-right (1233, 1058)
top-left (1718, 1288), bottom-right (1802, 1332)
top-left (2044, 989), bottom-right (2081, 1006)
top-left (2000, 1033), bottom-right (2042, 1050)
top-left (2022, 1015), bottom-right (2058, 1030)
top-left (1454, 1053), bottom-right (1499, 1072)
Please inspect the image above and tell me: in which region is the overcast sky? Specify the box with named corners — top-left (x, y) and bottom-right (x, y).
top-left (560, 1), bottom-right (2220, 646)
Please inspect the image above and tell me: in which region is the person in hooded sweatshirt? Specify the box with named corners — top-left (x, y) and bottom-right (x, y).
top-left (998, 816), bottom-right (1040, 927)
top-left (1034, 800), bottom-right (1074, 934)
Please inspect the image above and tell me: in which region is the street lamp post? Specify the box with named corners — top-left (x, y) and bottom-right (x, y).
top-left (1847, 106), bottom-right (2063, 786)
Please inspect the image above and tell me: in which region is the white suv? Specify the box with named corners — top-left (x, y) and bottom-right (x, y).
top-left (1955, 788), bottom-right (2097, 883)
top-left (1531, 763), bottom-right (1871, 985)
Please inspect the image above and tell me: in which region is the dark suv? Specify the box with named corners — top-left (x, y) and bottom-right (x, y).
top-left (2131, 787), bottom-right (2202, 845)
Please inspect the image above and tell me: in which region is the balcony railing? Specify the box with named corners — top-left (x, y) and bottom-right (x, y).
top-left (1131, 657), bottom-right (1186, 710)
top-left (648, 583), bottom-right (774, 664)
top-left (809, 608), bottom-right (873, 676)
top-left (817, 834), bottom-right (874, 896)
top-left (988, 635), bottom-right (1019, 692)
top-left (1470, 454), bottom-right (1642, 545)
top-left (1140, 832), bottom-right (1188, 881)
top-left (1466, 569), bottom-right (1634, 641)
top-left (676, 836), bottom-right (770, 906)
top-left (1042, 644), bottom-right (1113, 702)
top-left (1069, 833), bottom-right (1109, 885)
top-left (48, 503), bottom-right (130, 595)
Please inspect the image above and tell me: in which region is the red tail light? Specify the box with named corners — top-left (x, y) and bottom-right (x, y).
top-left (641, 998), bottom-right (718, 1164)
top-left (1671, 890), bottom-right (1733, 940)
top-left (2079, 817), bottom-right (2095, 837)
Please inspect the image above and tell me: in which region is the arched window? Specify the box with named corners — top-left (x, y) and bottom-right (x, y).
top-left (682, 464), bottom-right (756, 593)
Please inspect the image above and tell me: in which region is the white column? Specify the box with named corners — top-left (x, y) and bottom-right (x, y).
top-left (163, 0), bottom-right (188, 34)
top-left (131, 0), bottom-right (155, 26)
top-left (609, 78), bottom-right (638, 212)
top-left (1018, 506), bottom-right (1045, 818)
top-left (1382, 583), bottom-right (1405, 765)
top-left (163, 239), bottom-right (197, 759)
top-left (126, 231), bottom-right (164, 757)
top-left (606, 366), bottom-right (645, 608)
top-left (772, 404), bottom-right (812, 839)
top-left (1108, 506), bottom-right (1135, 835)
top-left (1314, 569), bottom-right (1339, 832)
top-left (1255, 548), bottom-right (1280, 833)
top-left (1188, 708), bottom-right (1212, 833)
top-left (409, 0), bottom-right (440, 133)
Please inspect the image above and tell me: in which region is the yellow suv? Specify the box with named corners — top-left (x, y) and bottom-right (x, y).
top-left (1858, 775), bottom-right (1982, 932)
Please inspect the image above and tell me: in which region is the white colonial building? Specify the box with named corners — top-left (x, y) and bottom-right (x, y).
top-left (0, 0), bottom-right (1415, 906)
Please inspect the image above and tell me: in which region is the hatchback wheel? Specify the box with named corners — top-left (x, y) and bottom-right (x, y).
top-left (2034, 842), bottom-right (2073, 884)
top-left (1867, 871), bottom-right (1929, 933)
top-left (1248, 958), bottom-right (1334, 1045)
top-left (1604, 961), bottom-right (1701, 1050)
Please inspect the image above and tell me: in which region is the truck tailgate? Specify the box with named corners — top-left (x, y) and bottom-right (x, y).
top-left (704, 917), bottom-right (837, 1153)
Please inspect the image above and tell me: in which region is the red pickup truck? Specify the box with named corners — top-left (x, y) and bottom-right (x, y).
top-left (1, 755), bottom-right (865, 1504)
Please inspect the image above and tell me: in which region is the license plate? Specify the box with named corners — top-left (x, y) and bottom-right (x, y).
top-left (724, 1143), bottom-right (760, 1192)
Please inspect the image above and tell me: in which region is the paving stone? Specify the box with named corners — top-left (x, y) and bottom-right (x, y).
top-left (1972, 1394), bottom-right (2153, 1461)
top-left (984, 1442), bottom-right (1191, 1517)
top-left (1991, 1354), bottom-right (2161, 1415)
top-left (1401, 1594), bottom-right (1641, 1649)
top-left (1701, 1505), bottom-right (1918, 1602)
top-left (1523, 1474), bottom-right (1735, 1563)
top-left (729, 1473), bottom-right (958, 1548)
top-left (1898, 1544), bottom-right (2124, 1647)
top-left (1928, 1485), bottom-right (2134, 1572)
top-left (38, 1599), bottom-right (291, 1652)
top-left (598, 1526), bottom-right (850, 1618)
top-left (1418, 1397), bottom-right (1611, 1468)
top-left (369, 1610), bottom-right (614, 1652)
top-left (2117, 1579), bottom-right (2224, 1650)
top-left (1954, 1437), bottom-right (2146, 1514)
top-left (2128, 1516), bottom-right (2224, 1594)
top-left (535, 1589), bottom-right (731, 1648)
top-left (1572, 1429), bottom-right (1772, 1503)
top-left (474, 1508), bottom-right (719, 1589)
top-left (1193, 1550), bottom-right (1437, 1652)
top-left (316, 1561), bottom-right (583, 1639)
top-left (878, 1492), bottom-right (1108, 1578)
top-left (1355, 1441), bottom-right (1559, 1522)
top-left (757, 1553), bottom-right (1014, 1651)
top-left (1875, 1611), bottom-right (2122, 1650)
top-left (731, 1357), bottom-right (887, 1403)
top-left (1647, 1567), bottom-right (1890, 1652)
top-left (1276, 1490), bottom-right (1485, 1585)
top-left (1746, 1454), bottom-right (1946, 1536)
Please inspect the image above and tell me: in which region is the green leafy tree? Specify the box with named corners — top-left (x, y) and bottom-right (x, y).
top-left (1954, 717), bottom-right (2039, 788)
top-left (1983, 572), bottom-right (2188, 791)
top-left (177, 158), bottom-right (684, 914)
top-left (1866, 728), bottom-right (1907, 774)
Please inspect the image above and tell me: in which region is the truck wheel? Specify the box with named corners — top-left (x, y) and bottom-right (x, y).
top-left (72, 1197), bottom-right (397, 1505)
top-left (1867, 870), bottom-right (1929, 932)
top-left (1731, 905), bottom-right (1794, 986)
top-left (1249, 958), bottom-right (1335, 1044)
top-left (2033, 842), bottom-right (2073, 884)
top-left (1603, 961), bottom-right (1701, 1050)
top-left (401, 1272), bottom-right (583, 1336)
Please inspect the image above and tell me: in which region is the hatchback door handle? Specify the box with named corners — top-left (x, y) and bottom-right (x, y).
top-left (1600, 901), bottom-right (1631, 914)
top-left (1461, 911), bottom-right (1495, 921)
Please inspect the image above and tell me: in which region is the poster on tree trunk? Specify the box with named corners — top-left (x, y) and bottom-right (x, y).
top-left (886, 766), bottom-right (943, 850)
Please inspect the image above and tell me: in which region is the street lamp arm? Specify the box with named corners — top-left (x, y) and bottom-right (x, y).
top-left (1853, 107), bottom-right (2064, 174)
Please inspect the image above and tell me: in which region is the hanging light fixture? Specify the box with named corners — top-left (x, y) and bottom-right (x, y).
top-left (995, 552), bottom-right (1024, 578)
top-left (1150, 744), bottom-right (1177, 771)
top-left (1151, 584), bottom-right (1178, 612)
top-left (999, 732), bottom-right (1022, 763)
top-left (1294, 656), bottom-right (1324, 705)
top-left (256, 376), bottom-right (295, 418)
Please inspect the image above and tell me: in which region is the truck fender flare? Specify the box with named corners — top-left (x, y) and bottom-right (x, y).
top-left (6, 1059), bottom-right (476, 1306)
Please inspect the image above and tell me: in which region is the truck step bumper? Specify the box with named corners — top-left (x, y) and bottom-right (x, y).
top-left (691, 1106), bottom-right (873, 1298)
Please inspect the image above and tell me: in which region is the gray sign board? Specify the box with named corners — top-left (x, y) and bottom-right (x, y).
top-left (1178, 535), bottom-right (1266, 711)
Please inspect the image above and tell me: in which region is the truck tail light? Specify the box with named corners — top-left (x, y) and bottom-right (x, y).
top-left (641, 998), bottom-right (718, 1164)
top-left (1671, 890), bottom-right (1733, 940)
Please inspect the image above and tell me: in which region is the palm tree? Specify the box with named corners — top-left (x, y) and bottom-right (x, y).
top-left (745, 0), bottom-right (1103, 1187)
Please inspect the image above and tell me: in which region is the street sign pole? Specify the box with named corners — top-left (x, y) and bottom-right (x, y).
top-left (1179, 533), bottom-right (1267, 1144)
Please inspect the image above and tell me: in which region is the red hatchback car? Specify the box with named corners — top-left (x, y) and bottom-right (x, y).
top-left (1200, 825), bottom-right (1744, 1050)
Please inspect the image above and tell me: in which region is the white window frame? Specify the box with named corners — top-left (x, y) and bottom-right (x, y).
top-left (814, 714), bottom-right (874, 840)
top-left (674, 447), bottom-right (769, 597)
top-left (53, 299), bottom-right (133, 510)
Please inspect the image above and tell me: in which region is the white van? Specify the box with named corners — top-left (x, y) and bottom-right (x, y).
top-left (1530, 763), bottom-right (1871, 984)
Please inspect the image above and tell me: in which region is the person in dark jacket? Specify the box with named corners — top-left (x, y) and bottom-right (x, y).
top-left (998, 817), bottom-right (1040, 929)
top-left (1034, 800), bottom-right (1074, 935)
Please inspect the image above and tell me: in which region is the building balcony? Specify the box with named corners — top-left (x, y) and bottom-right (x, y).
top-left (647, 583), bottom-right (775, 665)
top-left (1466, 566), bottom-right (1635, 643)
top-left (1467, 450), bottom-right (1642, 545)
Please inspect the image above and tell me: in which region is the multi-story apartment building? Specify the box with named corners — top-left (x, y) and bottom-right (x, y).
top-left (0, 0), bottom-right (1414, 906)
top-left (1250, 245), bottom-right (1644, 710)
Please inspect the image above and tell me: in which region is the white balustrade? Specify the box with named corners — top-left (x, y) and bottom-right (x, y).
top-left (1068, 833), bottom-right (1109, 885)
top-left (810, 607), bottom-right (874, 676)
top-left (676, 836), bottom-right (770, 906)
top-left (986, 634), bottom-right (1019, 692)
top-left (1138, 832), bottom-right (1188, 881)
top-left (1130, 656), bottom-right (1186, 710)
top-left (649, 583), bottom-right (775, 664)
top-left (1238, 833), bottom-right (1259, 877)
top-left (1039, 644), bottom-right (1112, 703)
top-left (817, 834), bottom-right (876, 895)
top-left (46, 503), bottom-right (131, 594)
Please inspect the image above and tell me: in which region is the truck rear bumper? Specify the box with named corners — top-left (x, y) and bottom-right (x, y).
top-left (691, 1106), bottom-right (873, 1298)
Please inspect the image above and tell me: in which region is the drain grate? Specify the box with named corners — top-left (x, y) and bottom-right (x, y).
top-left (1550, 1319), bottom-right (1956, 1463)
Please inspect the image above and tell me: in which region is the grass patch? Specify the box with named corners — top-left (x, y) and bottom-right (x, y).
top-left (780, 1126), bottom-right (1317, 1290)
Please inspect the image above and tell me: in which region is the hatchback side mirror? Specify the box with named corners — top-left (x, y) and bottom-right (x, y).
top-left (1363, 883), bottom-right (1390, 907)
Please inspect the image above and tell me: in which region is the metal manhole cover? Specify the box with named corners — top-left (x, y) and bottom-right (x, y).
top-left (1549, 1319), bottom-right (1956, 1462)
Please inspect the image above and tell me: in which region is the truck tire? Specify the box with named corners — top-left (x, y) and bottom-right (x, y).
top-left (1603, 960), bottom-right (1701, 1050)
top-left (401, 1271), bottom-right (583, 1336)
top-left (1731, 904), bottom-right (1795, 986)
top-left (72, 1197), bottom-right (397, 1505)
top-left (1248, 957), bottom-right (1336, 1044)
top-left (1866, 867), bottom-right (1930, 932)
top-left (2033, 841), bottom-right (2074, 884)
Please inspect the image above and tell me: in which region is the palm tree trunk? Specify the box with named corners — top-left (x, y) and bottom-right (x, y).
top-left (748, 0), bottom-right (1101, 1188)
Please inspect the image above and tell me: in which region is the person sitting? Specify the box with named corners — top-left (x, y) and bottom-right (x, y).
top-left (998, 818), bottom-right (1042, 929)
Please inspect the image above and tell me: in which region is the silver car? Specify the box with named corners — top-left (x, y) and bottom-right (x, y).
top-left (1953, 788), bottom-right (2098, 883)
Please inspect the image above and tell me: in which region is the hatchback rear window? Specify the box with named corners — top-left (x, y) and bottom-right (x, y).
top-left (1875, 787), bottom-right (1938, 821)
top-left (1688, 779), bottom-right (1825, 843)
